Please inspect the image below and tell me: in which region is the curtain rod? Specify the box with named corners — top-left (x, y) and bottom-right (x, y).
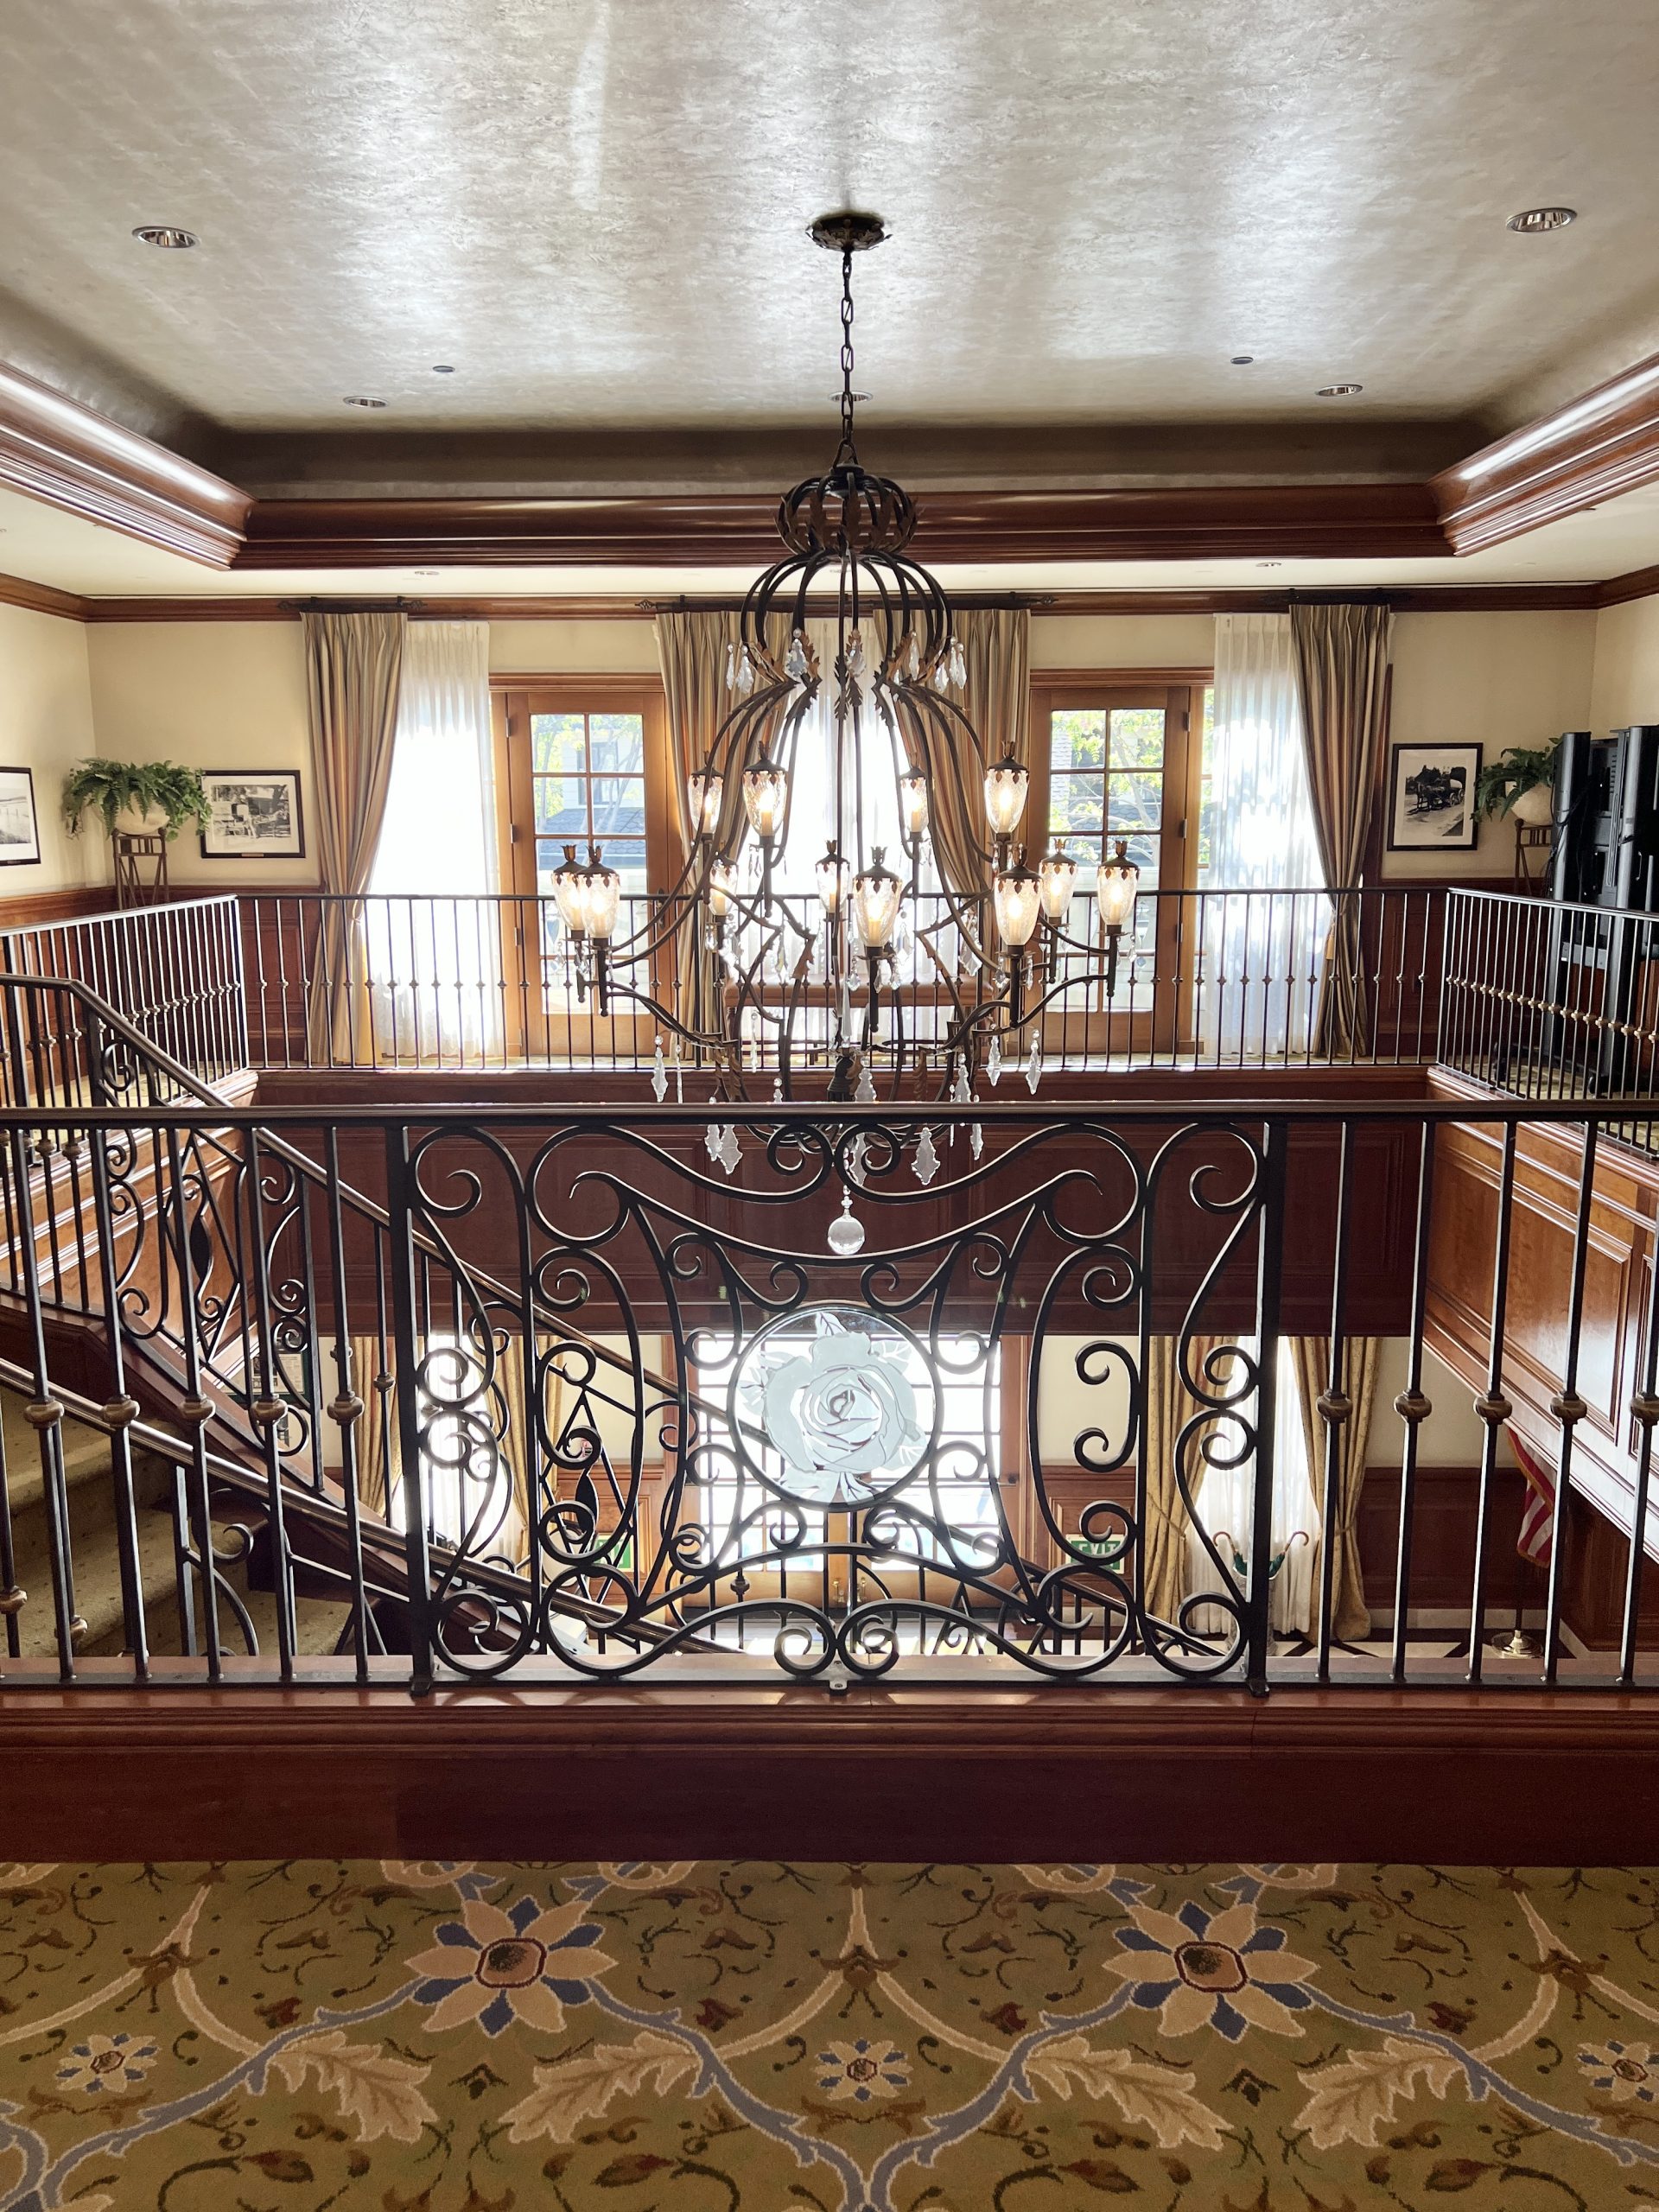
top-left (639, 590), bottom-right (1058, 614)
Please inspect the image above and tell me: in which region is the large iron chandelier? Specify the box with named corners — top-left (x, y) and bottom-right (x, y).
top-left (556, 211), bottom-right (1139, 1109)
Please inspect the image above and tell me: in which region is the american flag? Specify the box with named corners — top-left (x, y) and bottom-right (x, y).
top-left (1510, 1429), bottom-right (1558, 1567)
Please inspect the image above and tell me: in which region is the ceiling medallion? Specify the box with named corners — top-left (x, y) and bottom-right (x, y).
top-left (549, 212), bottom-right (1141, 1163)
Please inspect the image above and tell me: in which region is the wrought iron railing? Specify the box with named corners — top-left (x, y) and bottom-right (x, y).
top-left (1441, 887), bottom-right (1659, 1144)
top-left (0, 977), bottom-right (1654, 1692)
top-left (0, 893), bottom-right (248, 1097)
top-left (231, 886), bottom-right (1446, 1077)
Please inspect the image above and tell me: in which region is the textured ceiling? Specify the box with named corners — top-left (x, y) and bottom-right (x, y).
top-left (0, 0), bottom-right (1656, 455)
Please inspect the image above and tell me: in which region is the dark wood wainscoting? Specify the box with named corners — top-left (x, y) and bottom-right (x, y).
top-left (1425, 1075), bottom-right (1659, 1642)
top-left (5, 1687), bottom-right (1659, 1861)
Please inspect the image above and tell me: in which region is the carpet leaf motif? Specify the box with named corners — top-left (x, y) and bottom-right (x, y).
top-left (1295, 2033), bottom-right (1463, 2148)
top-left (1027, 2034), bottom-right (1227, 2148)
top-left (502, 2027), bottom-right (698, 2143)
top-left (270, 2028), bottom-right (437, 2142)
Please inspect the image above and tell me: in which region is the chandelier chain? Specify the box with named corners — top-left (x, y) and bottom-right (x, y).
top-left (838, 248), bottom-right (857, 456)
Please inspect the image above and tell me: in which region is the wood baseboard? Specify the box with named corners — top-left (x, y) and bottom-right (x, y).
top-left (5, 1684), bottom-right (1658, 1860)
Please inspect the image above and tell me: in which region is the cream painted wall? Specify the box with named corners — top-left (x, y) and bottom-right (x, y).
top-left (1589, 595), bottom-right (1659, 731)
top-left (0, 602), bottom-right (99, 893)
top-left (1381, 611), bottom-right (1597, 881)
top-left (85, 622), bottom-right (314, 887)
top-left (1029, 613), bottom-right (1214, 670)
top-left (488, 619), bottom-right (659, 674)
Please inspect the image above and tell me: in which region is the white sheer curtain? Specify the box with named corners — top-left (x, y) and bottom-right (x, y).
top-left (367, 620), bottom-right (501, 1064)
top-left (1185, 1338), bottom-right (1320, 1637)
top-left (1202, 614), bottom-right (1327, 1059)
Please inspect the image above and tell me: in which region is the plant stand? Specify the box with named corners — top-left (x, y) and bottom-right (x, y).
top-left (112, 830), bottom-right (168, 907)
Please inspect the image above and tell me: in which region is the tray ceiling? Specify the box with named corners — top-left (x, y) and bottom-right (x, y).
top-left (0, 0), bottom-right (1656, 459)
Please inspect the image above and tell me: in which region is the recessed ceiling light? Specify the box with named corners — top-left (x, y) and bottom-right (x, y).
top-left (1257, 560), bottom-right (1283, 569)
top-left (342, 396), bottom-right (387, 408)
top-left (1508, 206), bottom-right (1577, 233)
top-left (132, 225), bottom-right (198, 249)
top-left (1316, 383), bottom-right (1363, 397)
top-left (1230, 353), bottom-right (1255, 365)
top-left (412, 569), bottom-right (441, 578)
top-left (431, 364), bottom-right (456, 374)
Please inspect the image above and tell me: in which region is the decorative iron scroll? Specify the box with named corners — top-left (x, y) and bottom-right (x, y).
top-left (387, 1112), bottom-right (1276, 1686)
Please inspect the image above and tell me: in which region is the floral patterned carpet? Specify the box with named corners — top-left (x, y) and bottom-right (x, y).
top-left (3, 1861), bottom-right (1659, 2210)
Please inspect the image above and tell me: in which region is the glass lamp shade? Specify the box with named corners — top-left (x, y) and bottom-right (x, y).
top-left (898, 770), bottom-right (929, 836)
top-left (686, 765), bottom-right (723, 840)
top-left (1039, 846), bottom-right (1078, 922)
top-left (581, 848), bottom-right (622, 940)
top-left (552, 842), bottom-right (588, 934)
top-left (852, 847), bottom-right (905, 949)
top-left (983, 751), bottom-right (1029, 839)
top-left (1096, 837), bottom-right (1141, 932)
top-left (992, 854), bottom-right (1043, 950)
top-left (741, 753), bottom-right (788, 839)
top-left (708, 858), bottom-right (739, 919)
top-left (815, 842), bottom-right (849, 913)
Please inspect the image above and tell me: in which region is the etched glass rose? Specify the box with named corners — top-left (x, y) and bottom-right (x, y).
top-left (748, 1317), bottom-right (926, 1504)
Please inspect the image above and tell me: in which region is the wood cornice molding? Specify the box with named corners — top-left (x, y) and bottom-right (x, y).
top-left (1433, 350), bottom-right (1659, 555)
top-left (0, 567), bottom-right (90, 620)
top-left (0, 360), bottom-right (250, 569)
top-left (75, 578), bottom-right (1624, 623)
top-left (234, 483), bottom-right (1452, 570)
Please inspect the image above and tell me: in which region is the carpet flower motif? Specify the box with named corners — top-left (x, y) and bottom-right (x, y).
top-left (816, 2037), bottom-right (911, 2102)
top-left (54, 2031), bottom-right (159, 2094)
top-left (406, 1893), bottom-right (613, 2036)
top-left (1106, 1897), bottom-right (1317, 2039)
top-left (1580, 2038), bottom-right (1659, 2104)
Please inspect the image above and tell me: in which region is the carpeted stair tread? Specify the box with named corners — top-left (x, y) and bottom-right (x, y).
top-left (10, 1491), bottom-right (181, 1660)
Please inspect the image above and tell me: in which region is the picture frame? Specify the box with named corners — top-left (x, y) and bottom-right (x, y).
top-left (199, 770), bottom-right (305, 861)
top-left (1386, 742), bottom-right (1483, 852)
top-left (0, 766), bottom-right (41, 868)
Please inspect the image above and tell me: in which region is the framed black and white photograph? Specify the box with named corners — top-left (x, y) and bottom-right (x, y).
top-left (199, 770), bottom-right (305, 860)
top-left (0, 767), bottom-right (41, 868)
top-left (1387, 742), bottom-right (1483, 852)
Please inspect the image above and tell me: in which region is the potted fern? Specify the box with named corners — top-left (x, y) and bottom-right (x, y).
top-left (1475, 741), bottom-right (1559, 828)
top-left (61, 759), bottom-right (210, 842)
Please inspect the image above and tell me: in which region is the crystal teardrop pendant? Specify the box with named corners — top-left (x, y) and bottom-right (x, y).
top-left (913, 1125), bottom-right (940, 1186)
top-left (828, 1189), bottom-right (866, 1255)
top-left (906, 633), bottom-right (921, 679)
top-left (1026, 1033), bottom-right (1043, 1094)
top-left (785, 630), bottom-right (809, 680)
top-left (734, 650), bottom-right (754, 697)
top-left (651, 1035), bottom-right (667, 1101)
top-left (716, 1124), bottom-right (741, 1175)
top-left (969, 1120), bottom-right (984, 1161)
top-left (987, 1034), bottom-right (1003, 1087)
top-left (948, 637), bottom-right (967, 687)
top-left (855, 1061), bottom-right (877, 1104)
top-left (724, 640), bottom-right (737, 692)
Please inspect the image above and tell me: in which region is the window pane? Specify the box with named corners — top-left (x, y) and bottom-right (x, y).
top-left (1105, 771), bottom-right (1163, 836)
top-left (590, 775), bottom-right (645, 839)
top-left (531, 714), bottom-right (587, 776)
top-left (1109, 708), bottom-right (1166, 770)
top-left (588, 715), bottom-right (645, 776)
top-left (1051, 778), bottom-right (1104, 841)
top-left (1197, 684), bottom-right (1217, 875)
top-left (535, 776), bottom-right (589, 837)
top-left (1049, 709), bottom-right (1105, 776)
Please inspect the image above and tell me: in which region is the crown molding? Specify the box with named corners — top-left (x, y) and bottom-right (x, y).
top-left (1433, 350), bottom-right (1659, 555)
top-left (0, 568), bottom-right (91, 620)
top-left (75, 578), bottom-right (1620, 623)
top-left (233, 483), bottom-right (1452, 570)
top-left (0, 361), bottom-right (250, 569)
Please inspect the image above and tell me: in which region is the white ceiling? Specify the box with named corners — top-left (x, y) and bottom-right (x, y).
top-left (5, 481), bottom-right (1659, 601)
top-left (0, 0), bottom-right (1656, 443)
